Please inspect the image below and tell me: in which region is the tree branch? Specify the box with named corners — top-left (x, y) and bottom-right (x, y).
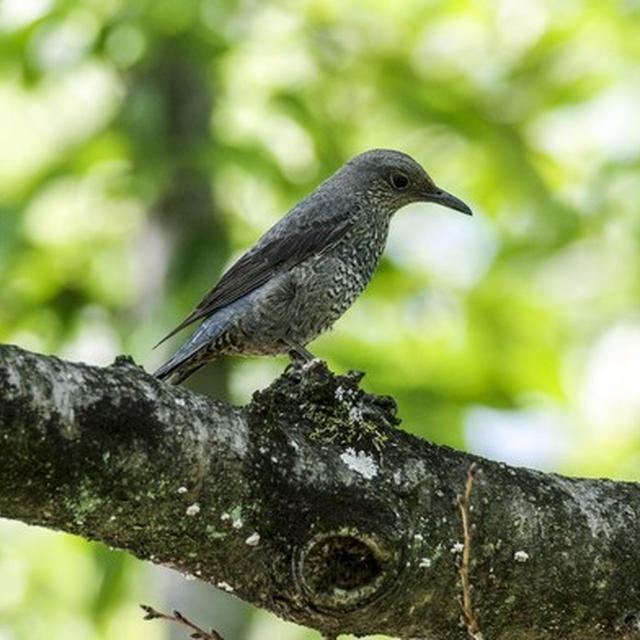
top-left (1, 343), bottom-right (639, 639)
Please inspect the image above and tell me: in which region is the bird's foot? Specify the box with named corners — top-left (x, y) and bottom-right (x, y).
top-left (284, 340), bottom-right (315, 364)
top-left (284, 341), bottom-right (322, 374)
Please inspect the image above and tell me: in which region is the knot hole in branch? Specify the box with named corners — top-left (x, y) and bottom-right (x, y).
top-left (617, 610), bottom-right (640, 639)
top-left (296, 529), bottom-right (394, 611)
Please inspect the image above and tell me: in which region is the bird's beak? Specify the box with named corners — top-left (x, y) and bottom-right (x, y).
top-left (424, 188), bottom-right (473, 216)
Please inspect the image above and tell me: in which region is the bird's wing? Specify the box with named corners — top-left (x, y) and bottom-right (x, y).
top-left (155, 211), bottom-right (354, 347)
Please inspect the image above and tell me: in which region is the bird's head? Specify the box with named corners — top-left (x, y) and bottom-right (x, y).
top-left (345, 149), bottom-right (472, 216)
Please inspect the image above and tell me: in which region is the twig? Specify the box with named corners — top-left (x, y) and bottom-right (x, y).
top-left (456, 463), bottom-right (483, 639)
top-left (140, 604), bottom-right (225, 640)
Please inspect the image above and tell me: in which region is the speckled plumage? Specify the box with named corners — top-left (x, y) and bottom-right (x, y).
top-left (154, 149), bottom-right (471, 383)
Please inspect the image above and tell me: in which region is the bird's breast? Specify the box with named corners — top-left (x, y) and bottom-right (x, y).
top-left (231, 216), bottom-right (391, 351)
top-left (338, 215), bottom-right (390, 280)
top-left (302, 216), bottom-right (390, 314)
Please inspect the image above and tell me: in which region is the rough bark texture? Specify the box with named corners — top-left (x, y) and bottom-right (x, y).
top-left (1, 343), bottom-right (639, 640)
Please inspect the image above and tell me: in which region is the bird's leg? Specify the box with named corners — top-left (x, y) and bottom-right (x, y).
top-left (283, 339), bottom-right (315, 364)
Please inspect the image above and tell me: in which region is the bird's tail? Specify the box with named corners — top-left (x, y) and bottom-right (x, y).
top-left (154, 309), bottom-right (233, 384)
top-left (153, 353), bottom-right (208, 385)
top-left (154, 304), bottom-right (238, 384)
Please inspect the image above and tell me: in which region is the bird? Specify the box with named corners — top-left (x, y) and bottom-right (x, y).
top-left (154, 149), bottom-right (472, 384)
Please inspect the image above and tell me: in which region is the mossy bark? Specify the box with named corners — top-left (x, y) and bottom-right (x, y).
top-left (0, 344), bottom-right (639, 639)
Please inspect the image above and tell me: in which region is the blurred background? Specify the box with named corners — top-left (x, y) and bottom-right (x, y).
top-left (1, 0), bottom-right (640, 638)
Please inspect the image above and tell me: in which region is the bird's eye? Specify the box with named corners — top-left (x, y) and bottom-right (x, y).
top-left (390, 172), bottom-right (409, 190)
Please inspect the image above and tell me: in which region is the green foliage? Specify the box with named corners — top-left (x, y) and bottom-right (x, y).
top-left (1, 0), bottom-right (639, 638)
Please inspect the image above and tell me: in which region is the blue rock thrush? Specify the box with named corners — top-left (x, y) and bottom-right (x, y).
top-left (154, 149), bottom-right (472, 383)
